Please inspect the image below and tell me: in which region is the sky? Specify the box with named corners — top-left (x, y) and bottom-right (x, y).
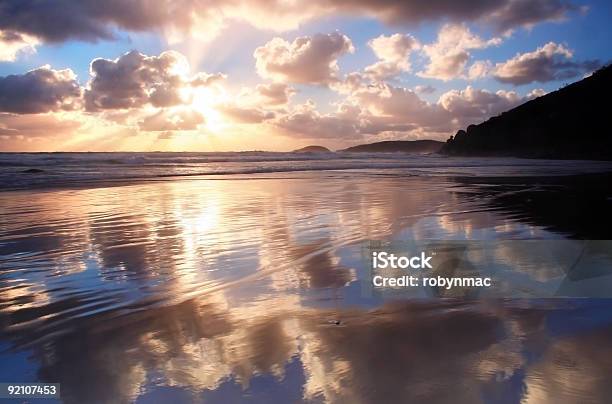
top-left (0, 0), bottom-right (610, 152)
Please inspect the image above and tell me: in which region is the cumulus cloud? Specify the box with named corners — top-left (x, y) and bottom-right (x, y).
top-left (276, 82), bottom-right (449, 140)
top-left (0, 30), bottom-right (39, 61)
top-left (274, 100), bottom-right (362, 139)
top-left (364, 33), bottom-right (419, 80)
top-left (419, 24), bottom-right (501, 81)
top-left (84, 50), bottom-right (226, 113)
top-left (492, 42), bottom-right (600, 85)
top-left (0, 66), bottom-right (81, 114)
top-left (350, 82), bottom-right (451, 132)
top-left (467, 60), bottom-right (493, 80)
top-left (275, 79), bottom-right (547, 141)
top-left (527, 88), bottom-right (547, 98)
top-left (217, 83), bottom-right (295, 123)
top-left (254, 32), bottom-right (354, 85)
top-left (438, 86), bottom-right (529, 127)
top-left (0, 48), bottom-right (232, 141)
top-left (85, 50), bottom-right (190, 111)
top-left (0, 1), bottom-right (579, 44)
top-left (289, 77), bottom-right (537, 139)
top-left (226, 83), bottom-right (296, 114)
top-left (329, 72), bottom-right (366, 95)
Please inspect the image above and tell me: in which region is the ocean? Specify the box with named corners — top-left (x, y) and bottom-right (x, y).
top-left (2, 152), bottom-right (612, 190)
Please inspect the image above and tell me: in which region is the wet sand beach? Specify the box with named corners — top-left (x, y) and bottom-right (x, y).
top-left (1, 162), bottom-right (612, 403)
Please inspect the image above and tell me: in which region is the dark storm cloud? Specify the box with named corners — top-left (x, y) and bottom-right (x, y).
top-left (488, 0), bottom-right (582, 33)
top-left (0, 66), bottom-right (81, 114)
top-left (0, 0), bottom-right (197, 42)
top-left (0, 0), bottom-right (580, 43)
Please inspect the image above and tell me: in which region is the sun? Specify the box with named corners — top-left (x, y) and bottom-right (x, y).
top-left (191, 86), bottom-right (228, 133)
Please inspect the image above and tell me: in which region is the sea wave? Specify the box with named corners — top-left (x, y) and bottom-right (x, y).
top-left (2, 152), bottom-right (612, 190)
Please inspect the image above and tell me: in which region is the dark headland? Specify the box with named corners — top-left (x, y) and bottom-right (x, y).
top-left (293, 145), bottom-right (331, 153)
top-left (442, 65), bottom-right (612, 160)
top-left (340, 140), bottom-right (444, 153)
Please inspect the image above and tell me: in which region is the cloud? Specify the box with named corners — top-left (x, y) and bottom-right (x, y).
top-left (274, 100), bottom-right (362, 139)
top-left (527, 88), bottom-right (547, 98)
top-left (492, 42), bottom-right (600, 85)
top-left (254, 32), bottom-right (354, 85)
top-left (364, 33), bottom-right (419, 80)
top-left (0, 30), bottom-right (39, 61)
top-left (0, 66), bottom-right (81, 114)
top-left (218, 83), bottom-right (295, 123)
top-left (275, 79), bottom-right (547, 141)
top-left (0, 0), bottom-right (579, 45)
top-left (467, 60), bottom-right (493, 80)
top-left (85, 50), bottom-right (190, 111)
top-left (329, 72), bottom-right (365, 95)
top-left (0, 0), bottom-right (202, 42)
top-left (438, 85), bottom-right (541, 127)
top-left (0, 112), bottom-right (82, 139)
top-left (84, 49), bottom-right (226, 113)
top-left (485, 0), bottom-right (582, 34)
top-left (190, 72), bottom-right (226, 87)
top-left (254, 83), bottom-right (296, 105)
top-left (418, 24), bottom-right (501, 81)
top-left (0, 49), bottom-right (231, 142)
top-left (350, 82), bottom-right (451, 132)
top-left (275, 83), bottom-right (448, 140)
top-left (218, 104), bottom-right (275, 124)
top-left (330, 0), bottom-right (579, 33)
top-left (138, 108), bottom-right (204, 131)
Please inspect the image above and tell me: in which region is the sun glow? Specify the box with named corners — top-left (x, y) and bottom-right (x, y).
top-left (191, 86), bottom-right (228, 132)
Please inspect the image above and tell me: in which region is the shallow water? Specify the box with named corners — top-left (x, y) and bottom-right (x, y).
top-left (1, 166), bottom-right (612, 403)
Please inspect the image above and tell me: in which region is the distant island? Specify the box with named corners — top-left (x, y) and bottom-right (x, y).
top-left (340, 140), bottom-right (444, 153)
top-left (442, 65), bottom-right (612, 160)
top-left (293, 145), bottom-right (331, 153)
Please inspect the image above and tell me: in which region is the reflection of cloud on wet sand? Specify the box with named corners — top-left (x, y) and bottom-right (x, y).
top-left (300, 301), bottom-right (506, 403)
top-left (10, 293), bottom-right (608, 404)
top-left (523, 325), bottom-right (612, 403)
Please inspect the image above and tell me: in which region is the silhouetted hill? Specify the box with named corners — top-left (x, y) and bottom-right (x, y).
top-left (442, 65), bottom-right (612, 160)
top-left (293, 145), bottom-right (331, 153)
top-left (340, 140), bottom-right (444, 153)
